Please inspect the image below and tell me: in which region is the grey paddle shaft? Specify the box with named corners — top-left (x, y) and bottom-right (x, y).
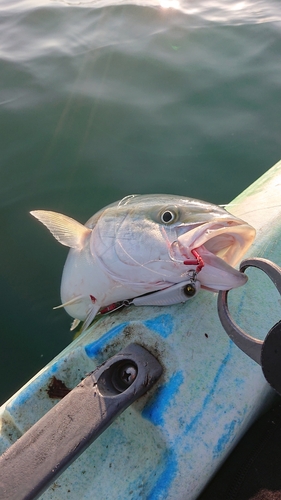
top-left (0, 343), bottom-right (162, 500)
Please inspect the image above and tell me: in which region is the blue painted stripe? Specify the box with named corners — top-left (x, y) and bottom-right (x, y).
top-left (213, 419), bottom-right (238, 458)
top-left (7, 361), bottom-right (60, 410)
top-left (142, 371), bottom-right (183, 499)
top-left (143, 314), bottom-right (174, 338)
top-left (147, 451), bottom-right (178, 500)
top-left (142, 370), bottom-right (184, 427)
top-left (184, 340), bottom-right (233, 437)
top-left (84, 322), bottom-right (128, 358)
top-left (144, 341), bottom-right (236, 498)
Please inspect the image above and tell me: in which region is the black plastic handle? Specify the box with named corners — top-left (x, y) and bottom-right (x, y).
top-left (261, 321), bottom-right (281, 394)
top-left (0, 343), bottom-right (162, 500)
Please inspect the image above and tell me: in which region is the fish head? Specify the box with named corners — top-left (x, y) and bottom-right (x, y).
top-left (171, 198), bottom-right (256, 290)
top-left (91, 194), bottom-right (255, 291)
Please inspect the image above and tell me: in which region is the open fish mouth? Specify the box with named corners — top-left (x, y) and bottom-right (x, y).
top-left (176, 220), bottom-right (256, 291)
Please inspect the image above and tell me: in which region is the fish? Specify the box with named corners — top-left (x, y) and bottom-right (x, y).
top-left (30, 194), bottom-right (255, 331)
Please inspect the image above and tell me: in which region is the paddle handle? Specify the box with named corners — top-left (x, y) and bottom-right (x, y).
top-left (0, 343), bottom-right (162, 500)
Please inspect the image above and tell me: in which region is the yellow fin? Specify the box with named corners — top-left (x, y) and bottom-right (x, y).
top-left (30, 210), bottom-right (91, 248)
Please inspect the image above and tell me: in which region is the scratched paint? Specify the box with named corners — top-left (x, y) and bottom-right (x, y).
top-left (147, 451), bottom-right (178, 500)
top-left (142, 372), bottom-right (183, 499)
top-left (212, 418), bottom-right (239, 458)
top-left (143, 314), bottom-right (174, 338)
top-left (142, 370), bottom-right (184, 426)
top-left (184, 339), bottom-right (233, 438)
top-left (7, 361), bottom-right (59, 409)
top-left (84, 323), bottom-right (128, 358)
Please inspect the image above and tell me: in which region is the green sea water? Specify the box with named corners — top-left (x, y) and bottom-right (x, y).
top-left (1, 0), bottom-right (281, 404)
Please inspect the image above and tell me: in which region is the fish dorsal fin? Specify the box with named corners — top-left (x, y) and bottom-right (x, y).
top-left (30, 210), bottom-right (91, 248)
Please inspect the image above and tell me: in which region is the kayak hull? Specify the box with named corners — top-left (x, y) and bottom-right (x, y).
top-left (1, 160), bottom-right (281, 499)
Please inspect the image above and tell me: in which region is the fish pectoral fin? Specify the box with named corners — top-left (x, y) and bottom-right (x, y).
top-left (80, 304), bottom-right (100, 333)
top-left (30, 210), bottom-right (91, 248)
top-left (53, 295), bottom-right (84, 309)
top-left (70, 318), bottom-right (81, 331)
top-left (132, 280), bottom-right (200, 307)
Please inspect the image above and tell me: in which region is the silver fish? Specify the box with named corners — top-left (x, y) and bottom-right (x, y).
top-left (31, 194), bottom-right (255, 330)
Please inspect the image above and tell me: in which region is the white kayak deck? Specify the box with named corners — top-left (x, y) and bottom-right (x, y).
top-left (1, 160), bottom-right (281, 499)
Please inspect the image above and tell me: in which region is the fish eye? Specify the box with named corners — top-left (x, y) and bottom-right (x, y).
top-left (160, 209), bottom-right (177, 225)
